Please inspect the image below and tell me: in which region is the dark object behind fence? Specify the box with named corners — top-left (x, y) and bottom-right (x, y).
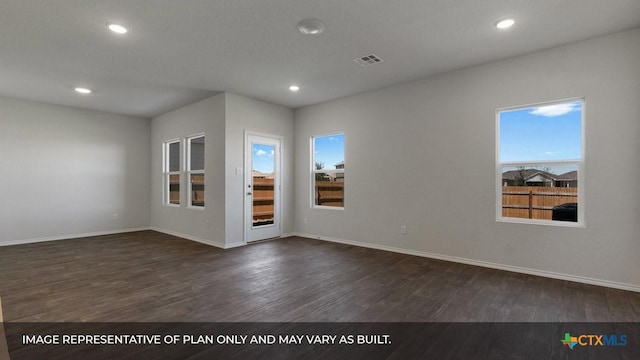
top-left (551, 202), bottom-right (578, 222)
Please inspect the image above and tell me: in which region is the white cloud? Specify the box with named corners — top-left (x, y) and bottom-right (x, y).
top-left (529, 102), bottom-right (579, 117)
top-left (255, 149), bottom-right (266, 156)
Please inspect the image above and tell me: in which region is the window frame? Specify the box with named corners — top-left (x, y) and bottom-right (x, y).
top-left (163, 139), bottom-right (181, 207)
top-left (311, 132), bottom-right (345, 210)
top-left (495, 98), bottom-right (585, 227)
top-left (186, 134), bottom-right (205, 209)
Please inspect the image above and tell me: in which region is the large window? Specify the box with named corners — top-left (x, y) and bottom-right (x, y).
top-left (187, 135), bottom-right (205, 208)
top-left (164, 140), bottom-right (181, 206)
top-left (312, 133), bottom-right (345, 208)
top-left (497, 99), bottom-right (584, 225)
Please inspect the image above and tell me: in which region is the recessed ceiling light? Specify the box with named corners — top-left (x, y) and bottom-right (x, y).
top-left (74, 87), bottom-right (92, 94)
top-left (297, 19), bottom-right (325, 35)
top-left (107, 22), bottom-right (128, 34)
top-left (495, 18), bottom-right (516, 30)
top-left (289, 85), bottom-right (300, 92)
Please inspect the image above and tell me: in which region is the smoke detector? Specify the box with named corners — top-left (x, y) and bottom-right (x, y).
top-left (297, 19), bottom-right (325, 35)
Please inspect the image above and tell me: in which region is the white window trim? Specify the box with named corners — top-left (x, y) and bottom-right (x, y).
top-left (311, 132), bottom-right (345, 210)
top-left (495, 98), bottom-right (585, 227)
top-left (186, 134), bottom-right (205, 210)
top-left (163, 139), bottom-right (181, 207)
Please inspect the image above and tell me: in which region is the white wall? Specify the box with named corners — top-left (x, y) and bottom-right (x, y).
top-left (150, 92), bottom-right (293, 248)
top-left (294, 28), bottom-right (640, 290)
top-left (150, 94), bottom-right (227, 247)
top-left (225, 93), bottom-right (295, 247)
top-left (3, 26), bottom-right (637, 291)
top-left (0, 96), bottom-right (150, 244)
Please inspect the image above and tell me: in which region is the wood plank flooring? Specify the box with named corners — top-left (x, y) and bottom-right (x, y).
top-left (1, 230), bottom-right (640, 322)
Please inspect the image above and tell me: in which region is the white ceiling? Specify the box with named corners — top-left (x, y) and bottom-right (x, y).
top-left (2, 0), bottom-right (639, 118)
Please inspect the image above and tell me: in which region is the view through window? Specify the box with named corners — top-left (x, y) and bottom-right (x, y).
top-left (164, 140), bottom-right (180, 205)
top-left (187, 135), bottom-right (205, 208)
top-left (251, 142), bottom-right (276, 226)
top-left (312, 133), bottom-right (345, 208)
top-left (497, 99), bottom-right (583, 224)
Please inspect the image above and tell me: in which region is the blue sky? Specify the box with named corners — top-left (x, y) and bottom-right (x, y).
top-left (252, 143), bottom-right (275, 174)
top-left (314, 134), bottom-right (345, 170)
top-left (499, 100), bottom-right (582, 165)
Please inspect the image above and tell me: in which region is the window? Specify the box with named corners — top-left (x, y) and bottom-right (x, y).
top-left (497, 99), bottom-right (584, 225)
top-left (187, 135), bottom-right (205, 208)
top-left (164, 140), bottom-right (181, 206)
top-left (312, 133), bottom-right (345, 208)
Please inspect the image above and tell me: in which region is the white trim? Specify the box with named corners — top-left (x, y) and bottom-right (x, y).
top-left (496, 97), bottom-right (585, 113)
top-left (312, 206), bottom-right (345, 211)
top-left (0, 227), bottom-right (151, 247)
top-left (224, 241), bottom-right (246, 249)
top-left (292, 232), bottom-right (640, 293)
top-left (150, 227), bottom-right (225, 249)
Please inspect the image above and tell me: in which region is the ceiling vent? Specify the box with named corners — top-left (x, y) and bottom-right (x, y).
top-left (354, 54), bottom-right (383, 67)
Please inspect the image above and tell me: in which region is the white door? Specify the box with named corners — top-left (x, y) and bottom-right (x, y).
top-left (244, 133), bottom-right (281, 242)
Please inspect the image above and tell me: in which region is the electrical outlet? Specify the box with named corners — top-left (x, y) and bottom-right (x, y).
top-left (303, 217), bottom-right (308, 224)
top-left (112, 213), bottom-right (119, 220)
top-left (400, 225), bottom-right (407, 235)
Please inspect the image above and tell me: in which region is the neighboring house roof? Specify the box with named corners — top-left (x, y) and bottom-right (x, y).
top-left (252, 170), bottom-right (274, 178)
top-left (556, 171), bottom-right (578, 180)
top-left (334, 161), bottom-right (344, 169)
top-left (317, 169), bottom-right (339, 174)
top-left (501, 169), bottom-right (557, 181)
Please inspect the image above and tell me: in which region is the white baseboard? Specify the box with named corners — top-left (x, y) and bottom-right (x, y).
top-left (292, 232), bottom-right (640, 293)
top-left (150, 227), bottom-right (226, 249)
top-left (150, 230), bottom-right (296, 250)
top-left (224, 241), bottom-right (246, 249)
top-left (0, 227), bottom-right (151, 247)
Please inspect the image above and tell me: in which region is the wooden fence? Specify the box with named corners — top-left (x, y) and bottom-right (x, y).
top-left (249, 178), bottom-right (344, 222)
top-left (169, 174), bottom-right (180, 205)
top-left (168, 174), bottom-right (205, 206)
top-left (173, 178), bottom-right (572, 221)
top-left (502, 186), bottom-right (578, 220)
top-left (252, 177), bottom-right (275, 224)
top-left (190, 174), bottom-right (205, 207)
top-left (315, 181), bottom-right (344, 207)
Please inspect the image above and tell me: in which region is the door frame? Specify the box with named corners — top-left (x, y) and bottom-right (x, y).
top-left (244, 131), bottom-right (283, 243)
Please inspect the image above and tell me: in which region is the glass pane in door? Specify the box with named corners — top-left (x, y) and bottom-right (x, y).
top-left (252, 143), bottom-right (275, 227)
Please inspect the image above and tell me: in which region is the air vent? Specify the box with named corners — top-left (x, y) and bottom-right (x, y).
top-left (354, 54), bottom-right (383, 67)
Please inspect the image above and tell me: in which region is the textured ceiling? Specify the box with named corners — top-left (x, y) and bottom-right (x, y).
top-left (1, 0), bottom-right (639, 118)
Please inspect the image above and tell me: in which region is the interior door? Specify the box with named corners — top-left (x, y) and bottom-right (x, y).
top-left (244, 133), bottom-right (281, 242)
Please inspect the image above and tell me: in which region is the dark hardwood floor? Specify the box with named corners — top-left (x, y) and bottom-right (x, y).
top-left (1, 230), bottom-right (639, 322)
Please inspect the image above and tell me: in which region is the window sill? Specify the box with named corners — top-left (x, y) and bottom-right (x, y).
top-left (312, 206), bottom-right (344, 211)
top-left (497, 217), bottom-right (584, 228)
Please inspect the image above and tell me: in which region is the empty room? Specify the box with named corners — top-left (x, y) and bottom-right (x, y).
top-left (1, 1), bottom-right (640, 358)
